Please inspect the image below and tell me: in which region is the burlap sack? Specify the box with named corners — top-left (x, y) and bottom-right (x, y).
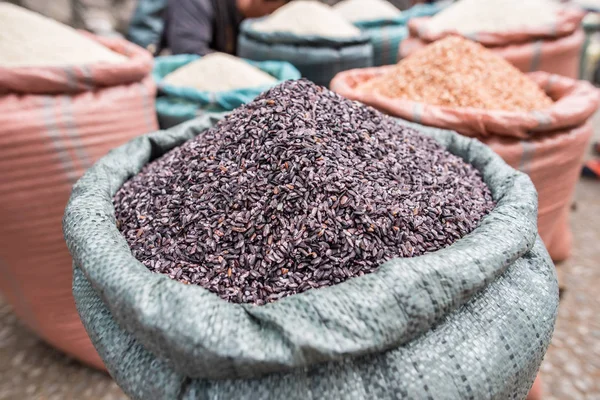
top-left (64, 115), bottom-right (558, 400)
top-left (331, 70), bottom-right (599, 261)
top-left (0, 33), bottom-right (158, 369)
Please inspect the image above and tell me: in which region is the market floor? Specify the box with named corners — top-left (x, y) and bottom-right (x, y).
top-left (0, 138), bottom-right (599, 400)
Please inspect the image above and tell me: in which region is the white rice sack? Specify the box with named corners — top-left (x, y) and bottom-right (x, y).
top-left (0, 3), bottom-right (125, 68)
top-left (426, 0), bottom-right (562, 35)
top-left (252, 1), bottom-right (361, 38)
top-left (334, 0), bottom-right (402, 23)
top-left (163, 53), bottom-right (277, 92)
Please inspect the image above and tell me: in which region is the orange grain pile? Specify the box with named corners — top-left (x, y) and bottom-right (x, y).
top-left (360, 36), bottom-right (553, 111)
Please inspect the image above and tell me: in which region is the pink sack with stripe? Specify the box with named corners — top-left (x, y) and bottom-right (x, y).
top-left (0, 33), bottom-right (158, 370)
top-left (331, 69), bottom-right (599, 261)
top-left (400, 9), bottom-right (585, 79)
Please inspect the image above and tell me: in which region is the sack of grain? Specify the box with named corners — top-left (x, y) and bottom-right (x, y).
top-left (410, 0), bottom-right (584, 46)
top-left (238, 1), bottom-right (373, 86)
top-left (400, 0), bottom-right (586, 78)
top-left (65, 80), bottom-right (557, 400)
top-left (153, 53), bottom-right (301, 128)
top-left (333, 0), bottom-right (403, 23)
top-left (401, 29), bottom-right (585, 80)
top-left (331, 37), bottom-right (600, 261)
top-left (0, 4), bottom-right (158, 370)
top-left (339, 3), bottom-right (442, 66)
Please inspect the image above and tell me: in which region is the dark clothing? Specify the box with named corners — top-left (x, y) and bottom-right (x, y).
top-left (164, 0), bottom-right (243, 56)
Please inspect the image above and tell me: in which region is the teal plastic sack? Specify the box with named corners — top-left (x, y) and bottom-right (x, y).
top-left (153, 55), bottom-right (301, 128)
top-left (353, 3), bottom-right (443, 66)
top-left (64, 113), bottom-right (558, 400)
top-left (238, 20), bottom-right (373, 86)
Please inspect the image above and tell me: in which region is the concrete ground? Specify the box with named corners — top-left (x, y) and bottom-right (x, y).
top-left (538, 120), bottom-right (600, 400)
top-left (0, 133), bottom-right (598, 400)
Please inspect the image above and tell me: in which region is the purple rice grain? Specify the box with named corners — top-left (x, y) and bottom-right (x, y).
top-left (113, 79), bottom-right (495, 305)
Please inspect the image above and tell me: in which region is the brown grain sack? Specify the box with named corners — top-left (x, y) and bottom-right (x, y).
top-left (0, 32), bottom-right (158, 370)
top-left (400, 29), bottom-right (585, 80)
top-left (360, 36), bottom-right (553, 111)
top-left (331, 47), bottom-right (599, 261)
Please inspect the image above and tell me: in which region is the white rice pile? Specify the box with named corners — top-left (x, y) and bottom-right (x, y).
top-left (163, 53), bottom-right (277, 92)
top-left (334, 0), bottom-right (402, 23)
top-left (252, 1), bottom-right (361, 38)
top-left (426, 0), bottom-right (562, 35)
top-left (0, 3), bottom-right (125, 68)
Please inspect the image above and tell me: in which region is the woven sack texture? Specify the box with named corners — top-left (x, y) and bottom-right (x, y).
top-left (408, 7), bottom-right (585, 47)
top-left (400, 14), bottom-right (585, 79)
top-left (237, 20), bottom-right (373, 86)
top-left (64, 114), bottom-right (558, 399)
top-left (0, 33), bottom-right (158, 370)
top-left (353, 3), bottom-right (442, 66)
top-left (331, 70), bottom-right (599, 261)
top-left (153, 54), bottom-right (301, 129)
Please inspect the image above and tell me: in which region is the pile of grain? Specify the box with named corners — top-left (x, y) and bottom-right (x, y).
top-left (425, 0), bottom-right (561, 35)
top-left (163, 53), bottom-right (277, 92)
top-left (334, 0), bottom-right (402, 23)
top-left (252, 1), bottom-right (361, 38)
top-left (360, 36), bottom-right (554, 111)
top-left (114, 79), bottom-right (495, 305)
top-left (0, 3), bottom-right (125, 68)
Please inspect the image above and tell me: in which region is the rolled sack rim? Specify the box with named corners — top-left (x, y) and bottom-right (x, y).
top-left (0, 31), bottom-right (153, 95)
top-left (407, 7), bottom-right (586, 46)
top-left (63, 114), bottom-right (538, 380)
top-left (331, 69), bottom-right (600, 139)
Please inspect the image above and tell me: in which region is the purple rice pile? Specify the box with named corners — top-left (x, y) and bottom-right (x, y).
top-left (114, 79), bottom-right (495, 305)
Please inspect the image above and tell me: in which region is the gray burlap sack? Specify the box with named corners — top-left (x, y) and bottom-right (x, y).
top-left (237, 20), bottom-right (373, 87)
top-left (64, 115), bottom-right (558, 400)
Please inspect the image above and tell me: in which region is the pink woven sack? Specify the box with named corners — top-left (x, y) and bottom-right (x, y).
top-left (400, 29), bottom-right (585, 79)
top-left (0, 33), bottom-right (158, 369)
top-left (407, 8), bottom-right (585, 46)
top-left (400, 8), bottom-right (586, 79)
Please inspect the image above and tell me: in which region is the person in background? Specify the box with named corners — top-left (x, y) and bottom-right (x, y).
top-left (127, 0), bottom-right (290, 56)
top-left (165, 0), bottom-right (291, 55)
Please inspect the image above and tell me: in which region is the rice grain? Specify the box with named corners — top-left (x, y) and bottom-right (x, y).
top-left (114, 79), bottom-right (495, 305)
top-left (0, 3), bottom-right (125, 68)
top-left (334, 0), bottom-right (402, 23)
top-left (163, 53), bottom-right (277, 92)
